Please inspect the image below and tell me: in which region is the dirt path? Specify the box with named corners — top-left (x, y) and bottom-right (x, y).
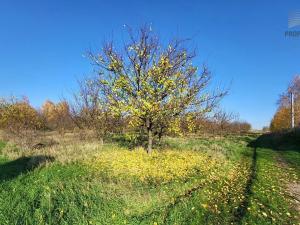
top-left (287, 183), bottom-right (300, 212)
top-left (277, 156), bottom-right (300, 213)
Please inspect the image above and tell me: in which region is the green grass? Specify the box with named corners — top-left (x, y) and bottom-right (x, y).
top-left (281, 150), bottom-right (300, 177)
top-left (0, 134), bottom-right (299, 224)
top-left (163, 135), bottom-right (254, 161)
top-left (0, 141), bottom-right (8, 166)
top-left (241, 148), bottom-right (299, 224)
top-left (240, 131), bottom-right (300, 224)
top-left (0, 141), bottom-right (6, 156)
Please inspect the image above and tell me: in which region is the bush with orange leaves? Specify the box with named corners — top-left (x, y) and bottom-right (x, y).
top-left (0, 97), bottom-right (44, 147)
top-left (41, 100), bottom-right (74, 134)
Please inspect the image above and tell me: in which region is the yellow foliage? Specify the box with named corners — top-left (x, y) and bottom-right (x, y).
top-left (86, 149), bottom-right (219, 184)
top-left (0, 99), bottom-right (42, 131)
top-left (167, 118), bottom-right (183, 136)
top-left (270, 107), bottom-right (290, 131)
top-left (41, 100), bottom-right (71, 130)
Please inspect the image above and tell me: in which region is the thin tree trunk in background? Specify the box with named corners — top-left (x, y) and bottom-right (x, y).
top-left (147, 128), bottom-right (153, 154)
top-left (291, 92), bottom-right (295, 128)
top-left (158, 126), bottom-right (163, 144)
top-left (146, 118), bottom-right (153, 154)
top-left (158, 132), bottom-right (162, 144)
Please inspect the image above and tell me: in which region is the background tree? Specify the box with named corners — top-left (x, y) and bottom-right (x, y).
top-left (287, 76), bottom-right (300, 126)
top-left (229, 121), bottom-right (251, 134)
top-left (270, 75), bottom-right (300, 131)
top-left (70, 78), bottom-right (123, 139)
top-left (0, 97), bottom-right (44, 146)
top-left (87, 26), bottom-right (226, 153)
top-left (213, 110), bottom-right (237, 135)
top-left (270, 107), bottom-right (290, 131)
top-left (41, 100), bottom-right (73, 134)
top-left (0, 97), bottom-right (43, 132)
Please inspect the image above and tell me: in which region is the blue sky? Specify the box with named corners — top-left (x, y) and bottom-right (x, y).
top-left (0, 0), bottom-right (299, 129)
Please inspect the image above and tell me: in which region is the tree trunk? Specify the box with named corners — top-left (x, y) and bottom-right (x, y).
top-left (158, 126), bottom-right (163, 144)
top-left (147, 128), bottom-right (153, 154)
top-left (146, 118), bottom-right (153, 154)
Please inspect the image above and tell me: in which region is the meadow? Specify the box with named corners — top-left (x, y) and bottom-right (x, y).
top-left (0, 133), bottom-right (299, 224)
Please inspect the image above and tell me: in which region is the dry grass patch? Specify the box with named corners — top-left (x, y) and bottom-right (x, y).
top-left (1, 141), bottom-right (107, 163)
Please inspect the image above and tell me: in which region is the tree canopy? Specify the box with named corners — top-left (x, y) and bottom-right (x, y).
top-left (270, 75), bottom-right (300, 131)
top-left (87, 26), bottom-right (226, 152)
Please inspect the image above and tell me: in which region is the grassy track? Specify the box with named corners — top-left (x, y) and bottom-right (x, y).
top-left (241, 132), bottom-right (300, 224)
top-left (241, 148), bottom-right (299, 224)
top-left (0, 135), bottom-right (299, 224)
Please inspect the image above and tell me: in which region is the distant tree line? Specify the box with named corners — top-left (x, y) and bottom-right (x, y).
top-left (0, 95), bottom-right (251, 147)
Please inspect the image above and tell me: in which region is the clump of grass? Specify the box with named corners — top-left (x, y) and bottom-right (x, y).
top-left (0, 162), bottom-right (127, 224)
top-left (163, 135), bottom-right (253, 161)
top-left (0, 141), bottom-right (5, 153)
top-left (281, 150), bottom-right (300, 178)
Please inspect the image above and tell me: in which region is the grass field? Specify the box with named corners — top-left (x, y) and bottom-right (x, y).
top-left (0, 134), bottom-right (299, 224)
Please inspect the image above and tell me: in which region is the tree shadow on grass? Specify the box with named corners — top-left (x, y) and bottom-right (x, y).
top-left (0, 155), bottom-right (55, 183)
top-left (248, 129), bottom-right (300, 153)
top-left (232, 146), bottom-right (257, 224)
top-left (109, 134), bottom-right (147, 149)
